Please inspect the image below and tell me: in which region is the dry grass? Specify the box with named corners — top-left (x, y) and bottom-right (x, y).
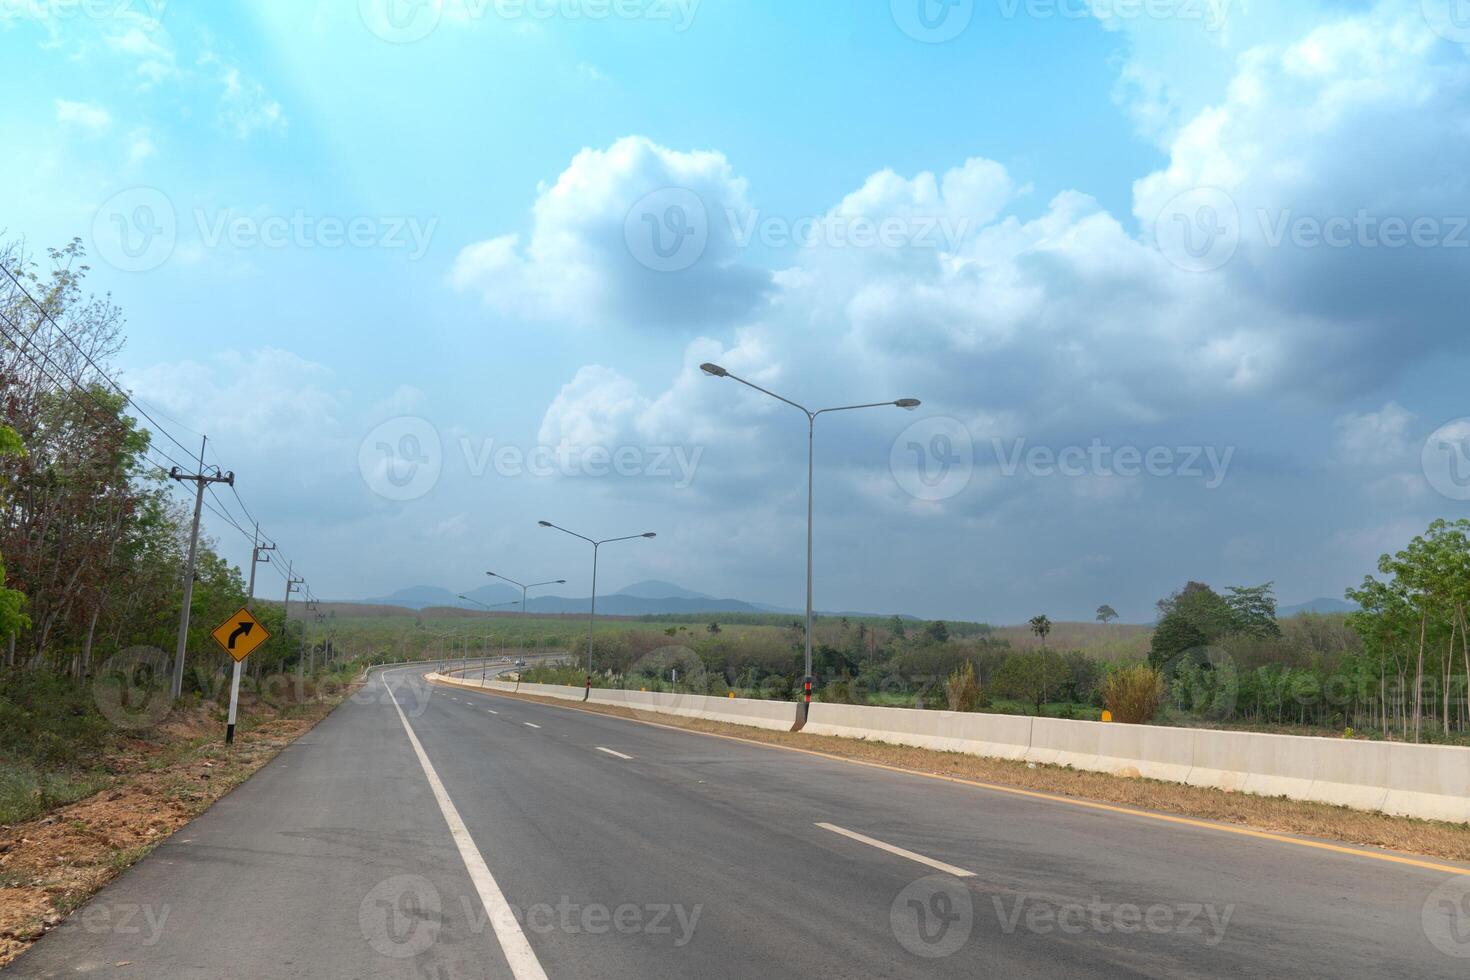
top-left (0, 683), bottom-right (360, 967)
top-left (448, 680), bottom-right (1470, 866)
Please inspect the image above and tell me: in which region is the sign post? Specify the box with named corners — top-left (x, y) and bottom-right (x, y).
top-left (211, 607), bottom-right (271, 744)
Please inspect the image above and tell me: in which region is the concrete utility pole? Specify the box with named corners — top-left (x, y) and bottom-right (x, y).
top-left (283, 561), bottom-right (304, 678)
top-left (301, 594), bottom-right (318, 673)
top-left (170, 436), bottom-right (235, 700)
top-left (227, 524), bottom-right (275, 745)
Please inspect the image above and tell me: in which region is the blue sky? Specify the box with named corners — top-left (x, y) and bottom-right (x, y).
top-left (4, 0), bottom-right (1470, 623)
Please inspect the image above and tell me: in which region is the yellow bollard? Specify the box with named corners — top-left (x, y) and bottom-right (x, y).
top-left (1101, 710), bottom-right (1113, 723)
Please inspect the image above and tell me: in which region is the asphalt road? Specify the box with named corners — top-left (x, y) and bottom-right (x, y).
top-left (9, 666), bottom-right (1470, 978)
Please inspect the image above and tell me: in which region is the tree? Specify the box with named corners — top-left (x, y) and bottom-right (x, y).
top-left (1028, 615), bottom-right (1052, 648)
top-left (1224, 583), bottom-right (1281, 639)
top-left (994, 653), bottom-right (1069, 714)
top-left (1149, 612), bottom-right (1207, 670)
top-left (923, 620), bottom-right (950, 644)
top-left (706, 621), bottom-right (721, 635)
top-left (1096, 604), bottom-right (1119, 624)
top-left (888, 615), bottom-right (907, 640)
top-left (0, 424), bottom-right (31, 655)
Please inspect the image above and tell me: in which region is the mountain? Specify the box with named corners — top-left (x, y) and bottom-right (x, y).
top-left (614, 580), bottom-right (712, 600)
top-left (361, 585), bottom-right (462, 609)
top-left (353, 579), bottom-right (909, 617)
top-left (1279, 597), bottom-right (1357, 618)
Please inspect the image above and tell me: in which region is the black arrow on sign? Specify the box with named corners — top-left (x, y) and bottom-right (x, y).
top-left (227, 621), bottom-right (254, 650)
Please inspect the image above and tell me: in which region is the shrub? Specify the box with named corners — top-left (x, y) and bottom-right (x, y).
top-left (1102, 664), bottom-right (1165, 724)
top-left (821, 679), bottom-right (855, 704)
top-left (945, 661), bottom-right (981, 712)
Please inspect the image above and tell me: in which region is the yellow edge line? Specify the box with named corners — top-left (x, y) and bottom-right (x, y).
top-left (425, 674), bottom-right (1470, 877)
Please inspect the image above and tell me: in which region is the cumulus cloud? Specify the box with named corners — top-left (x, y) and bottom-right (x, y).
top-left (451, 136), bottom-right (771, 327)
top-left (515, 3), bottom-right (1470, 461)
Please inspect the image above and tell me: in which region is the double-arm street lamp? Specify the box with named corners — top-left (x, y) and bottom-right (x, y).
top-left (538, 521), bottom-right (656, 673)
top-left (457, 595), bottom-right (522, 613)
top-left (485, 572), bottom-right (567, 616)
top-left (699, 362), bottom-right (920, 704)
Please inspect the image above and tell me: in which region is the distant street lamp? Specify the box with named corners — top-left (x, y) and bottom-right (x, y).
top-left (485, 572), bottom-right (567, 617)
top-left (699, 362), bottom-right (919, 704)
top-left (538, 521), bottom-right (656, 673)
top-left (457, 595), bottom-right (522, 613)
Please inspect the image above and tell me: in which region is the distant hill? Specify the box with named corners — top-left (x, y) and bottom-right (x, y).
top-left (614, 580), bottom-right (712, 600)
top-left (356, 580), bottom-right (763, 616)
top-left (1279, 597), bottom-right (1357, 618)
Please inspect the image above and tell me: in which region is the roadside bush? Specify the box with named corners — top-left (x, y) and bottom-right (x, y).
top-left (945, 661), bottom-right (981, 712)
top-left (1102, 664), bottom-right (1165, 724)
top-left (0, 669), bottom-right (110, 765)
top-left (821, 679), bottom-right (855, 704)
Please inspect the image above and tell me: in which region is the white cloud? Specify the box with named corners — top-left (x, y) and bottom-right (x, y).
top-left (1334, 403), bottom-right (1415, 467)
top-left (54, 99), bottom-right (111, 135)
top-left (199, 52), bottom-right (287, 139)
top-left (127, 126), bottom-right (156, 163)
top-left (451, 135), bottom-right (770, 327)
top-left (505, 1), bottom-right (1470, 559)
top-left (129, 348), bottom-right (340, 454)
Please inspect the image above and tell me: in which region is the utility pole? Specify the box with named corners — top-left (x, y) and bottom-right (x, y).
top-left (169, 436), bottom-right (234, 700)
top-left (227, 525), bottom-right (274, 745)
top-left (283, 561), bottom-right (304, 679)
top-left (301, 594), bottom-right (318, 674)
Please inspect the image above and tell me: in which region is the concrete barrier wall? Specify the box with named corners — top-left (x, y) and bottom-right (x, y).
top-left (427, 672), bottom-right (1470, 825)
top-left (809, 698), bottom-right (1468, 824)
top-left (429, 674), bottom-right (799, 731)
top-left (591, 689), bottom-right (799, 731)
top-left (805, 703), bottom-right (1033, 759)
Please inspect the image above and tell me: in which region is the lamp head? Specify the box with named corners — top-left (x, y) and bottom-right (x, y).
top-left (538, 521), bottom-right (553, 528)
top-left (642, 532), bottom-right (658, 539)
top-left (896, 399), bottom-right (922, 410)
top-left (700, 363), bottom-right (728, 378)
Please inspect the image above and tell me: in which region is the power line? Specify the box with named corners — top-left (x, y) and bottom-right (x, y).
top-left (0, 306), bottom-right (193, 473)
top-left (0, 272), bottom-right (308, 595)
top-left (0, 264), bottom-right (200, 462)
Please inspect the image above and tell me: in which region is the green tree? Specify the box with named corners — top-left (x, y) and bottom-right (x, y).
top-left (1224, 583), bottom-right (1281, 639)
top-left (1028, 615), bottom-right (1052, 647)
top-left (994, 652), bottom-right (1068, 715)
top-left (924, 620), bottom-right (950, 644)
top-left (1096, 604), bottom-right (1119, 625)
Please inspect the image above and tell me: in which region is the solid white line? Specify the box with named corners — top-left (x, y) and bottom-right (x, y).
top-left (385, 681), bottom-right (549, 980)
top-left (524, 722), bottom-right (541, 729)
top-left (596, 747), bottom-right (633, 760)
top-left (487, 709), bottom-right (499, 715)
top-left (815, 823), bottom-right (975, 878)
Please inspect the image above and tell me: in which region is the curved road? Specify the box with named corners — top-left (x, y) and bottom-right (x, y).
top-left (8, 666), bottom-right (1468, 978)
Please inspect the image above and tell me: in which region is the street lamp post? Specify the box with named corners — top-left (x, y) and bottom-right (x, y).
top-left (457, 595), bottom-right (521, 679)
top-left (699, 362), bottom-right (919, 705)
top-left (485, 573), bottom-right (567, 617)
top-left (537, 522), bottom-right (656, 674)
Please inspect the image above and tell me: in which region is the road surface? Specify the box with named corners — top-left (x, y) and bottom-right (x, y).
top-left (8, 666), bottom-right (1468, 978)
